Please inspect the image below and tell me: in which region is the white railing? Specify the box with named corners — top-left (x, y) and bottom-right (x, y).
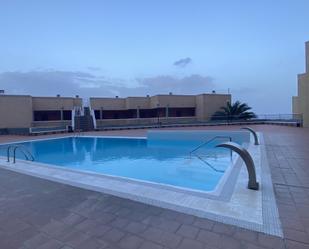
top-left (90, 108), bottom-right (97, 129)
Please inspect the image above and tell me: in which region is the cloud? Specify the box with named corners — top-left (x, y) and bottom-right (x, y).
top-left (135, 74), bottom-right (214, 95)
top-left (87, 66), bottom-right (101, 71)
top-left (0, 70), bottom-right (116, 97)
top-left (0, 70), bottom-right (214, 97)
top-left (173, 57), bottom-right (192, 67)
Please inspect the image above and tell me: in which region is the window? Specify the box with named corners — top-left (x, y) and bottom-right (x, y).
top-left (102, 109), bottom-right (137, 119)
top-left (139, 108), bottom-right (165, 118)
top-left (34, 111), bottom-right (61, 121)
top-left (62, 110), bottom-right (72, 120)
top-left (168, 107), bottom-right (195, 117)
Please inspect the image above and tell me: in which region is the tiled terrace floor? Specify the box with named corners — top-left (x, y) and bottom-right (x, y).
top-left (0, 125), bottom-right (308, 249)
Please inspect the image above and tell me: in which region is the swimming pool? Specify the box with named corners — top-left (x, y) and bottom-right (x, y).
top-left (0, 131), bottom-right (284, 236)
top-left (0, 131), bottom-right (249, 192)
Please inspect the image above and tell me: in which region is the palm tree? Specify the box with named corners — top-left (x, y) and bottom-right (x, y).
top-left (211, 101), bottom-right (257, 121)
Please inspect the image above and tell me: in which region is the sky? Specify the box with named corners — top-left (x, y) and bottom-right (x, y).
top-left (0, 0), bottom-right (308, 114)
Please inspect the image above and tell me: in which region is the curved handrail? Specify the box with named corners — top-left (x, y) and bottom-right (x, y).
top-left (216, 142), bottom-right (259, 190)
top-left (241, 127), bottom-right (259, 145)
top-left (7, 145), bottom-right (35, 163)
top-left (190, 136), bottom-right (232, 156)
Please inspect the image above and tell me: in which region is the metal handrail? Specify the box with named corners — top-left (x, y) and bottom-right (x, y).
top-left (189, 136), bottom-right (232, 156)
top-left (216, 142), bottom-right (259, 190)
top-left (194, 154), bottom-right (225, 173)
top-left (7, 145), bottom-right (35, 163)
top-left (241, 127), bottom-right (259, 145)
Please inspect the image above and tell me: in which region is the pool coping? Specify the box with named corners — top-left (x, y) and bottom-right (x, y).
top-left (0, 133), bottom-right (282, 237)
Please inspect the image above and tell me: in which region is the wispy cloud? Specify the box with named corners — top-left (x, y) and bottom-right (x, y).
top-left (173, 57), bottom-right (192, 67)
top-left (87, 66), bottom-right (101, 71)
top-left (135, 74), bottom-right (214, 95)
top-left (0, 70), bottom-right (214, 97)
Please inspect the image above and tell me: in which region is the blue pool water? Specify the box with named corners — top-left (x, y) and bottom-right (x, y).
top-left (0, 136), bottom-right (238, 191)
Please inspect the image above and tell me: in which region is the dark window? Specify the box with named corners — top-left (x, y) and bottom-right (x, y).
top-left (34, 111), bottom-right (61, 121)
top-left (63, 110), bottom-right (72, 120)
top-left (102, 109), bottom-right (137, 119)
top-left (139, 108), bottom-right (165, 118)
top-left (168, 107), bottom-right (195, 117)
top-left (94, 110), bottom-right (101, 119)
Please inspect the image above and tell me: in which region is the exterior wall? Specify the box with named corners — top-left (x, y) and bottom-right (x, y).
top-left (196, 94), bottom-right (231, 120)
top-left (32, 97), bottom-right (81, 110)
top-left (306, 41), bottom-right (309, 73)
top-left (150, 95), bottom-right (196, 108)
top-left (90, 97), bottom-right (126, 110)
top-left (293, 41), bottom-right (309, 127)
top-left (292, 96), bottom-right (300, 114)
top-left (298, 74), bottom-right (309, 127)
top-left (0, 95), bottom-right (33, 128)
top-left (125, 97), bottom-right (150, 109)
top-left (0, 95), bottom-right (81, 130)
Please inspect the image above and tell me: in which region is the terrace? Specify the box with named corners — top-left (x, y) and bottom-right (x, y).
top-left (0, 125), bottom-right (308, 249)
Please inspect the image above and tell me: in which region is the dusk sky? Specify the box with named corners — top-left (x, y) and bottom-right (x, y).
top-left (0, 0), bottom-right (308, 114)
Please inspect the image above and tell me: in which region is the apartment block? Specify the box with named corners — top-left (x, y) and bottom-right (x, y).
top-left (293, 41), bottom-right (309, 127)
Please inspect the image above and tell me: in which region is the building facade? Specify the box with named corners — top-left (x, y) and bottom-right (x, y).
top-left (0, 95), bottom-right (82, 133)
top-left (90, 93), bottom-right (231, 127)
top-left (293, 41), bottom-right (309, 127)
top-left (0, 93), bottom-right (231, 133)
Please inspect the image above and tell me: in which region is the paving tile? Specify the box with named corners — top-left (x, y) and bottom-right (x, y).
top-left (60, 246), bottom-right (74, 249)
top-left (196, 229), bottom-right (220, 247)
top-left (40, 220), bottom-right (71, 237)
top-left (284, 228), bottom-right (309, 244)
top-left (233, 228), bottom-right (258, 243)
top-left (285, 239), bottom-right (309, 249)
top-left (117, 234), bottom-right (144, 249)
top-left (24, 233), bottom-right (50, 248)
top-left (142, 227), bottom-right (182, 248)
top-left (192, 217), bottom-right (214, 230)
top-left (241, 242), bottom-right (269, 249)
top-left (257, 233), bottom-right (285, 249)
top-left (124, 221), bottom-right (148, 234)
top-left (142, 216), bottom-right (181, 232)
top-left (176, 224), bottom-right (199, 239)
top-left (139, 241), bottom-right (163, 249)
top-left (75, 238), bottom-right (104, 249)
top-left (86, 223), bottom-right (112, 237)
top-left (59, 229), bottom-right (91, 247)
top-left (2, 218), bottom-right (32, 236)
top-left (100, 228), bottom-right (126, 243)
top-left (110, 217), bottom-right (131, 229)
top-left (37, 239), bottom-right (64, 249)
top-left (62, 213), bottom-right (86, 226)
top-left (212, 223), bottom-right (235, 236)
top-left (177, 238), bottom-right (204, 249)
top-left (219, 236), bottom-right (242, 249)
top-left (2, 226), bottom-right (38, 249)
top-left (174, 213), bottom-right (196, 225)
top-left (75, 218), bottom-right (99, 231)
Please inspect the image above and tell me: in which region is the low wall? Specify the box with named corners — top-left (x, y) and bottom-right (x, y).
top-left (96, 117), bottom-right (198, 127)
top-left (31, 121), bottom-right (71, 128)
